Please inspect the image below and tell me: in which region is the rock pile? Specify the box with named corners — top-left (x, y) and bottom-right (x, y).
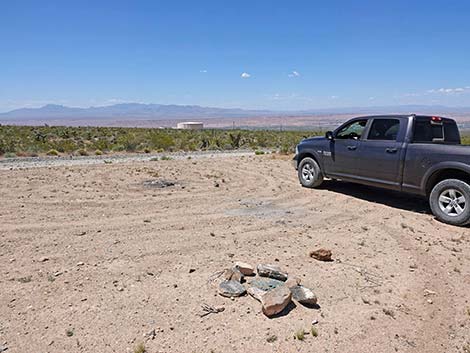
top-left (217, 262), bottom-right (317, 317)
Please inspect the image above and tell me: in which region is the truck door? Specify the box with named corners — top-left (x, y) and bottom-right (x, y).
top-left (324, 119), bottom-right (368, 177)
top-left (355, 118), bottom-right (403, 188)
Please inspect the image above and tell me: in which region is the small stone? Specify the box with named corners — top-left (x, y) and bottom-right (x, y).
top-left (427, 299), bottom-right (433, 304)
top-left (76, 262), bottom-right (85, 266)
top-left (257, 264), bottom-right (288, 281)
top-left (39, 257), bottom-right (49, 263)
top-left (145, 329), bottom-right (156, 340)
top-left (189, 268), bottom-right (196, 273)
top-left (261, 285), bottom-right (292, 317)
top-left (218, 280), bottom-right (246, 297)
top-left (312, 319), bottom-right (319, 325)
top-left (285, 277), bottom-right (301, 289)
top-left (234, 262), bottom-right (255, 276)
top-left (222, 268), bottom-right (243, 283)
top-left (309, 249), bottom-right (333, 261)
top-left (290, 285), bottom-right (317, 305)
top-left (423, 289), bottom-right (436, 297)
top-left (247, 287), bottom-right (266, 302)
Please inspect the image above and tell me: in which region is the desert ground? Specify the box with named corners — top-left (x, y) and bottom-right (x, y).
top-left (1, 153), bottom-right (470, 353)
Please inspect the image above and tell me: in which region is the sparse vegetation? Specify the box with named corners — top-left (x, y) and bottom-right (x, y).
top-left (311, 327), bottom-right (318, 337)
top-left (66, 328), bottom-right (74, 337)
top-left (77, 148), bottom-right (88, 156)
top-left (254, 150), bottom-right (265, 155)
top-left (134, 342), bottom-right (146, 353)
top-left (0, 125), bottom-right (322, 157)
top-left (294, 329), bottom-right (305, 341)
top-left (17, 275), bottom-right (32, 283)
top-left (46, 149), bottom-right (59, 156)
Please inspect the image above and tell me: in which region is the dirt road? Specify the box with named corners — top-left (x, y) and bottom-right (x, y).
top-left (1, 154), bottom-right (469, 353)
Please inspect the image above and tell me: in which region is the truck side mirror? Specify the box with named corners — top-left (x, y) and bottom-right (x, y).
top-left (325, 131), bottom-right (334, 140)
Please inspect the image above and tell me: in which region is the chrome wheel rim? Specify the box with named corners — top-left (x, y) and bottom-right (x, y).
top-left (438, 189), bottom-right (466, 217)
top-left (301, 162), bottom-right (315, 182)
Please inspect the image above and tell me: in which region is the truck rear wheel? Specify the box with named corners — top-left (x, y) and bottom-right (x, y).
top-left (298, 157), bottom-right (323, 188)
top-left (429, 179), bottom-right (470, 226)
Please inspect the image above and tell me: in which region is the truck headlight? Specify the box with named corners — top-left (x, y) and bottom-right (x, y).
top-left (295, 146), bottom-right (299, 155)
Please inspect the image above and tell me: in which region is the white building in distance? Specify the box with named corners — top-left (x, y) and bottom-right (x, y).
top-left (176, 122), bottom-right (204, 130)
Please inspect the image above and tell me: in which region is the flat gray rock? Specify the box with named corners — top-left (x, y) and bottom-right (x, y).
top-left (249, 277), bottom-right (285, 291)
top-left (257, 264), bottom-right (288, 281)
top-left (247, 287), bottom-right (266, 302)
top-left (290, 285), bottom-right (317, 305)
top-left (218, 280), bottom-right (246, 297)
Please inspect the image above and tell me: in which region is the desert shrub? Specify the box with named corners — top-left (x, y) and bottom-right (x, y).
top-left (95, 149), bottom-right (103, 155)
top-left (148, 131), bottom-right (174, 150)
top-left (77, 149), bottom-right (88, 156)
top-left (3, 152), bottom-right (16, 158)
top-left (47, 149), bottom-right (59, 156)
top-left (255, 150), bottom-right (265, 155)
top-left (0, 125), bottom-right (331, 156)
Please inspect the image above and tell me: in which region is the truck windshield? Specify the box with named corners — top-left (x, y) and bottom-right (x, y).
top-left (412, 117), bottom-right (460, 144)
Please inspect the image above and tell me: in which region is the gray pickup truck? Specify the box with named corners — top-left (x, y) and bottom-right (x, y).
top-left (293, 114), bottom-right (470, 226)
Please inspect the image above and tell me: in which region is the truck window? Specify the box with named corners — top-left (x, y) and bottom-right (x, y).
top-left (413, 117), bottom-right (460, 144)
top-left (336, 119), bottom-right (367, 139)
top-left (367, 119), bottom-right (400, 141)
top-left (443, 121), bottom-right (460, 143)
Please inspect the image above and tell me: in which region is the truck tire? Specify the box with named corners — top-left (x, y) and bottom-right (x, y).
top-left (429, 179), bottom-right (470, 226)
top-left (298, 157), bottom-right (323, 188)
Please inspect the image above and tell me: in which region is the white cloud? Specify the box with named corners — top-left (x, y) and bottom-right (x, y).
top-left (369, 96), bottom-right (376, 100)
top-left (288, 70), bottom-right (300, 78)
top-left (199, 69), bottom-right (207, 73)
top-left (241, 72), bottom-right (251, 78)
top-left (427, 87), bottom-right (469, 94)
top-left (330, 95), bottom-right (339, 99)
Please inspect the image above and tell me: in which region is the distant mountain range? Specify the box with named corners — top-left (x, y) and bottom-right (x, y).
top-left (0, 103), bottom-right (274, 120)
top-left (1, 103), bottom-right (470, 121)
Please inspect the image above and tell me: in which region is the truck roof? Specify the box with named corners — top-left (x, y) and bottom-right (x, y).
top-left (354, 114), bottom-right (455, 122)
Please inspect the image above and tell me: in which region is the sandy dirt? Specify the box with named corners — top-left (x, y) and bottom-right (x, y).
top-left (1, 154), bottom-right (470, 353)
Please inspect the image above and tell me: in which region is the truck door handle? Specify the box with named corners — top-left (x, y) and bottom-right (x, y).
top-left (347, 145), bottom-right (357, 150)
top-left (386, 148), bottom-right (398, 153)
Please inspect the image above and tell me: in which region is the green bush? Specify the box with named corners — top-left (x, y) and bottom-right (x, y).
top-left (46, 149), bottom-right (59, 156)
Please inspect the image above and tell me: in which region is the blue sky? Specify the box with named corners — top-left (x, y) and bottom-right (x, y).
top-left (1, 0), bottom-right (470, 112)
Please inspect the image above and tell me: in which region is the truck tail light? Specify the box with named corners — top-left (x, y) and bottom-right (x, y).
top-left (431, 116), bottom-right (443, 125)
